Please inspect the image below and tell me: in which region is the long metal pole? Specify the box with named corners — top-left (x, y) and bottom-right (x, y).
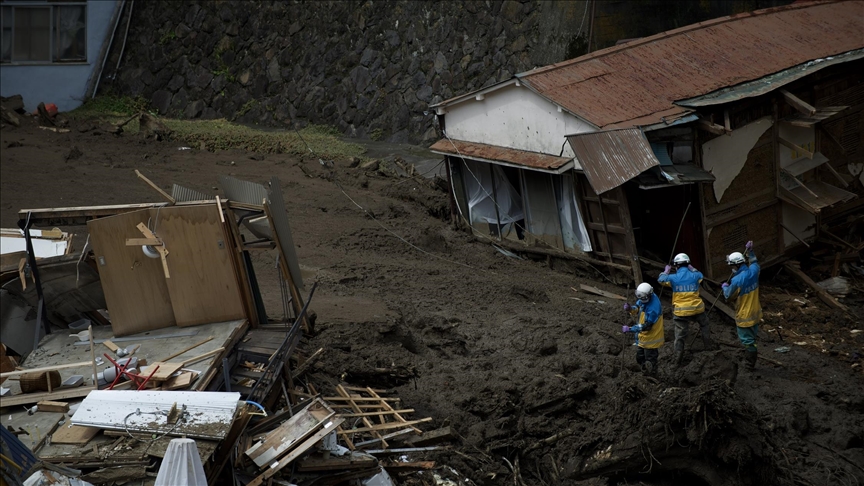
top-left (658, 201), bottom-right (691, 298)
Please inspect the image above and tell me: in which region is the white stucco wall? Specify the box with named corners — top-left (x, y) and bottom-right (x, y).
top-left (442, 83), bottom-right (596, 159)
top-left (0, 0), bottom-right (119, 112)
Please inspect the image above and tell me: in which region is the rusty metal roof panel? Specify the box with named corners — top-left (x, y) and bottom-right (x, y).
top-left (520, 1), bottom-right (864, 129)
top-left (566, 129), bottom-right (660, 194)
top-left (428, 139), bottom-right (573, 172)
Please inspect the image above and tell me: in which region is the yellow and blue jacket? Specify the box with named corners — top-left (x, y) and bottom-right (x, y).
top-left (723, 249), bottom-right (762, 328)
top-left (627, 294), bottom-right (664, 349)
top-left (658, 267), bottom-right (705, 317)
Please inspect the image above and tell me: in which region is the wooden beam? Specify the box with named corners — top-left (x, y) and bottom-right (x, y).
top-left (783, 262), bottom-right (848, 312)
top-left (778, 137), bottom-right (814, 159)
top-left (0, 385), bottom-right (97, 407)
top-left (134, 170), bottom-right (176, 204)
top-left (579, 284), bottom-right (627, 301)
top-left (723, 109), bottom-right (731, 134)
top-left (780, 89), bottom-right (816, 116)
top-left (125, 238), bottom-right (162, 246)
top-left (779, 223), bottom-right (811, 248)
top-left (697, 118), bottom-right (726, 136)
top-left (1, 361), bottom-right (93, 379)
top-left (822, 162), bottom-right (849, 188)
top-left (698, 287), bottom-right (736, 321)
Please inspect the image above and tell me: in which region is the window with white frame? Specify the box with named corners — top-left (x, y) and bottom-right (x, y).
top-left (1, 1), bottom-right (87, 63)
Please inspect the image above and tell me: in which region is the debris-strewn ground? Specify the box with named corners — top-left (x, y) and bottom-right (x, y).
top-left (2, 114), bottom-right (862, 486)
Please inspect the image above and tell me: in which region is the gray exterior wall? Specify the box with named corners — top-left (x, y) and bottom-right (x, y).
top-left (0, 0), bottom-right (119, 112)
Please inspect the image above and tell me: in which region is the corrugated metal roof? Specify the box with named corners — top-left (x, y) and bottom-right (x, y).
top-left (171, 183), bottom-right (211, 202)
top-left (429, 138), bottom-right (574, 173)
top-left (566, 129), bottom-right (660, 194)
top-left (219, 175), bottom-right (268, 206)
top-left (520, 0), bottom-right (864, 129)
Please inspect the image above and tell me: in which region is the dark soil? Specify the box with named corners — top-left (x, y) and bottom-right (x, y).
top-left (1, 116), bottom-right (862, 486)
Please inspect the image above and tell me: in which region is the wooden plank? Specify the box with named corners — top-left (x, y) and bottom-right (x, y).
top-left (181, 347), bottom-right (224, 367)
top-left (0, 385), bottom-right (97, 407)
top-left (159, 336), bottom-right (214, 362)
top-left (144, 362), bottom-right (184, 381)
top-left (37, 401), bottom-right (70, 413)
top-left (1, 361), bottom-right (92, 379)
top-left (338, 409), bottom-right (415, 418)
top-left (344, 418), bottom-right (432, 434)
top-left (585, 222), bottom-right (626, 235)
top-left (125, 238), bottom-right (162, 246)
top-left (823, 162), bottom-right (849, 188)
top-left (102, 340), bottom-right (120, 353)
top-left (780, 89), bottom-right (816, 116)
top-left (135, 222), bottom-right (170, 279)
top-left (579, 284), bottom-right (627, 301)
top-left (778, 137), bottom-right (814, 159)
top-left (322, 396), bottom-right (401, 402)
top-left (87, 209), bottom-right (175, 336)
top-left (135, 170), bottom-right (176, 204)
top-left (19, 203), bottom-right (168, 224)
top-left (697, 118), bottom-right (726, 135)
top-left (162, 371), bottom-right (198, 390)
top-left (783, 262), bottom-right (848, 312)
top-left (402, 426), bottom-right (454, 447)
top-left (51, 425), bottom-right (101, 445)
top-left (614, 187), bottom-right (642, 283)
top-left (154, 205), bottom-right (245, 327)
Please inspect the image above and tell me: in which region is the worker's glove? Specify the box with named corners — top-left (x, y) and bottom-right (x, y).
top-left (622, 325), bottom-right (631, 333)
top-left (663, 265), bottom-right (671, 274)
top-left (745, 240), bottom-right (753, 250)
top-left (722, 282), bottom-right (730, 289)
top-left (687, 264), bottom-right (695, 271)
top-left (623, 303), bottom-right (631, 312)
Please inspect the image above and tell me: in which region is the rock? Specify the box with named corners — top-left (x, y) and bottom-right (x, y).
top-left (184, 100), bottom-right (205, 118)
top-left (167, 74), bottom-right (185, 92)
top-left (151, 90), bottom-right (172, 115)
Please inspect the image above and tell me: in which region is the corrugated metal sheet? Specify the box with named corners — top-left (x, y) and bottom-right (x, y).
top-left (171, 183), bottom-right (211, 202)
top-left (520, 1), bottom-right (864, 129)
top-left (679, 48), bottom-right (864, 107)
top-left (429, 138), bottom-right (573, 172)
top-left (219, 175), bottom-right (268, 206)
top-left (267, 176), bottom-right (304, 289)
top-left (566, 129), bottom-right (660, 194)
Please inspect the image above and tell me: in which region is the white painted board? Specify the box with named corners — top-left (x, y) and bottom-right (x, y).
top-left (72, 390), bottom-right (241, 440)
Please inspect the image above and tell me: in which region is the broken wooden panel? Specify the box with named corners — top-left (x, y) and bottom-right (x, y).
top-left (72, 390), bottom-right (241, 440)
top-left (87, 209), bottom-right (175, 336)
top-left (245, 397), bottom-right (335, 468)
top-left (154, 205), bottom-right (245, 327)
top-left (779, 181), bottom-right (856, 214)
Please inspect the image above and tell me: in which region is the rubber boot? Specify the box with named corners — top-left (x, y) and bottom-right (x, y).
top-left (673, 350), bottom-right (684, 368)
top-left (644, 361), bottom-right (657, 377)
top-left (744, 349), bottom-right (757, 370)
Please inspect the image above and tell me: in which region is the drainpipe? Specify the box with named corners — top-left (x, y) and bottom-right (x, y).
top-left (587, 0), bottom-right (596, 54)
top-left (91, 0), bottom-right (127, 98)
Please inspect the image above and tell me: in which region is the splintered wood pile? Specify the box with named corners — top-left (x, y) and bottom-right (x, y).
top-left (327, 385), bottom-right (432, 449)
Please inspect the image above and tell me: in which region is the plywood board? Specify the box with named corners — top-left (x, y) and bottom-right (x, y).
top-left (153, 205), bottom-right (245, 327)
top-left (51, 424), bottom-right (101, 445)
top-left (87, 209), bottom-right (175, 336)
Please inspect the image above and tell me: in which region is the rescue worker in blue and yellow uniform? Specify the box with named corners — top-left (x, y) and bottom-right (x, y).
top-left (658, 253), bottom-right (716, 367)
top-left (722, 240), bottom-right (762, 370)
top-left (622, 283), bottom-right (664, 376)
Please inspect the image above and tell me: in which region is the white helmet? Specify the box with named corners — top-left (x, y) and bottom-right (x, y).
top-left (673, 253), bottom-right (690, 265)
top-left (635, 282), bottom-right (654, 302)
top-left (727, 252), bottom-right (745, 265)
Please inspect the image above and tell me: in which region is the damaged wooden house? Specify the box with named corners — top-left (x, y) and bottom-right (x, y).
top-left (430, 0), bottom-right (864, 283)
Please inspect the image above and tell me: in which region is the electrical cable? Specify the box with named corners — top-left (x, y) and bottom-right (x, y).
top-left (122, 406), bottom-right (187, 443)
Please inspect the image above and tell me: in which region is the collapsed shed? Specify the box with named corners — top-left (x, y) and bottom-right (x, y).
top-left (431, 0), bottom-right (864, 283)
